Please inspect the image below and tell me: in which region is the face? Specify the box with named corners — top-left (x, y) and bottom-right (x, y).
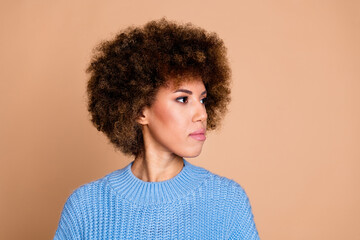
top-left (138, 76), bottom-right (208, 158)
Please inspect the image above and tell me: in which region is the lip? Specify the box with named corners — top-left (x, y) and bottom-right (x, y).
top-left (189, 129), bottom-right (206, 141)
top-left (190, 129), bottom-right (206, 135)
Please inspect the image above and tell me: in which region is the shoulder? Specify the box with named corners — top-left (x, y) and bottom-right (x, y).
top-left (63, 169), bottom-right (119, 206)
top-left (199, 167), bottom-right (259, 238)
top-left (189, 163), bottom-right (250, 206)
top-left (55, 170), bottom-right (123, 239)
top-left (201, 165), bottom-right (248, 196)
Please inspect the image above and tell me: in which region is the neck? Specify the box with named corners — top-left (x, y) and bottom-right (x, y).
top-left (131, 153), bottom-right (184, 182)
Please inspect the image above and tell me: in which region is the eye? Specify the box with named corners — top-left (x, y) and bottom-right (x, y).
top-left (200, 97), bottom-right (207, 104)
top-left (176, 96), bottom-right (188, 103)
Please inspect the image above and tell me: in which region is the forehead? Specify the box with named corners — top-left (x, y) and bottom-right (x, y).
top-left (163, 75), bottom-right (204, 90)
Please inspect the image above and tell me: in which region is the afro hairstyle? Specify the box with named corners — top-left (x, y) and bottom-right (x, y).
top-left (86, 18), bottom-right (231, 157)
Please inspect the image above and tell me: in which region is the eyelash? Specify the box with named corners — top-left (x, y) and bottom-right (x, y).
top-left (176, 96), bottom-right (207, 104)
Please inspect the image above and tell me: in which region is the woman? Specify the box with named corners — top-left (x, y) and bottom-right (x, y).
top-left (54, 18), bottom-right (260, 239)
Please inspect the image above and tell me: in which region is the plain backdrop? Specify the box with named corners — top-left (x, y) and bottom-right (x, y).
top-left (0, 1), bottom-right (359, 239)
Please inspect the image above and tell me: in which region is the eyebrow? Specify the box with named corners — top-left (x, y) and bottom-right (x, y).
top-left (173, 89), bottom-right (207, 95)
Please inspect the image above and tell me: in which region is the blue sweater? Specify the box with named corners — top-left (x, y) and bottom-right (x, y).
top-left (54, 158), bottom-right (260, 239)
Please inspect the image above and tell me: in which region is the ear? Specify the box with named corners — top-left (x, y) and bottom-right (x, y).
top-left (136, 107), bottom-right (150, 125)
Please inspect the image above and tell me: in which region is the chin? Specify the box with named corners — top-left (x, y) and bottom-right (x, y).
top-left (178, 148), bottom-right (203, 158)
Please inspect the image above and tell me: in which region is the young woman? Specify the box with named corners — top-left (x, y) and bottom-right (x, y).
top-left (54, 18), bottom-right (260, 239)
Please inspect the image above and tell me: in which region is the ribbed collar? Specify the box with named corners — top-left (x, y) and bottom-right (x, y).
top-left (107, 158), bottom-right (210, 205)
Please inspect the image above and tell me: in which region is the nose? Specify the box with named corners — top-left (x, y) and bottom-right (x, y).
top-left (192, 100), bottom-right (207, 123)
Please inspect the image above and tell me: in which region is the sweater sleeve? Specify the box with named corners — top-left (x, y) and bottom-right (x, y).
top-left (53, 188), bottom-right (84, 240)
top-left (228, 183), bottom-right (260, 240)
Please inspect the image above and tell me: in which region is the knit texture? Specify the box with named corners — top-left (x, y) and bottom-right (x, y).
top-left (54, 159), bottom-right (260, 239)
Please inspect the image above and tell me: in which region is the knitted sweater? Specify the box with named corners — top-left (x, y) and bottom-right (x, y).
top-left (54, 158), bottom-right (260, 239)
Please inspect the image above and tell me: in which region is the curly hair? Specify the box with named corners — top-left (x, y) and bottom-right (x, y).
top-left (86, 18), bottom-right (231, 157)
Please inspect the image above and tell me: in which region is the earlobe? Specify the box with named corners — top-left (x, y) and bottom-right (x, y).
top-left (136, 108), bottom-right (149, 125)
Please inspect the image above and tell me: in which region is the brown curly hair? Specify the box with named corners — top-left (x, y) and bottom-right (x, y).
top-left (86, 18), bottom-right (231, 157)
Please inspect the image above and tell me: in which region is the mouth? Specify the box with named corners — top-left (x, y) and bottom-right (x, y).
top-left (189, 129), bottom-right (206, 141)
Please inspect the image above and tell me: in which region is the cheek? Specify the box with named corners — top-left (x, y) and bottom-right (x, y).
top-left (154, 104), bottom-right (187, 134)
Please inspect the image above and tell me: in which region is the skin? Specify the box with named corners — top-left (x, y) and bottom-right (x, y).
top-left (133, 76), bottom-right (208, 182)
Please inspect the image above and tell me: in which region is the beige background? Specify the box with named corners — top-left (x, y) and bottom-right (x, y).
top-left (1, 1), bottom-right (359, 239)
